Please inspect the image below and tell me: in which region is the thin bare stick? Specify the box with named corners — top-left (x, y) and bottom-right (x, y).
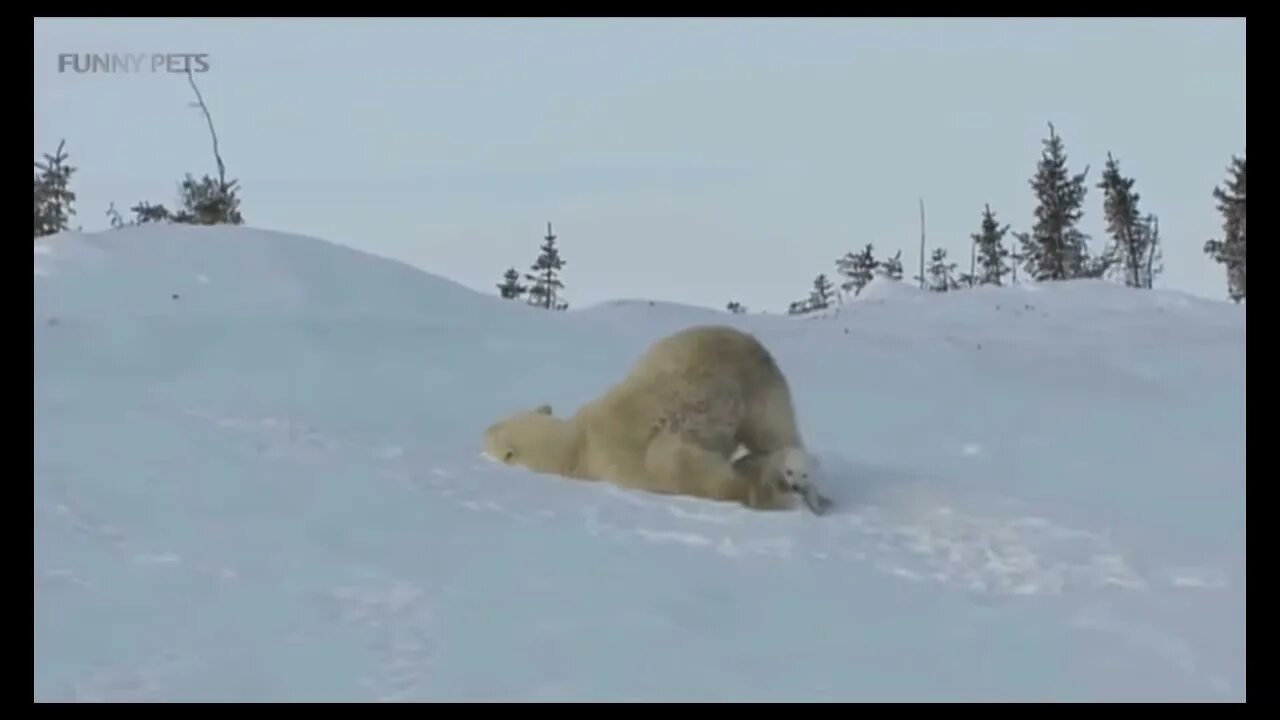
top-left (186, 67), bottom-right (226, 190)
top-left (970, 235), bottom-right (976, 287)
top-left (1146, 215), bottom-right (1158, 289)
top-left (918, 197), bottom-right (927, 290)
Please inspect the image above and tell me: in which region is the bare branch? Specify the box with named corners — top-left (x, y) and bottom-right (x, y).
top-left (918, 197), bottom-right (926, 290)
top-left (185, 67), bottom-right (226, 191)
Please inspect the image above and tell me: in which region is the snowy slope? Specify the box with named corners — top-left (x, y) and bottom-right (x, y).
top-left (34, 225), bottom-right (1245, 701)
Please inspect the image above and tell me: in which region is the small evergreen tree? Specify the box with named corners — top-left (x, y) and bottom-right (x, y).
top-left (106, 201), bottom-right (125, 230)
top-left (1098, 152), bottom-right (1161, 289)
top-left (34, 139), bottom-right (77, 239)
top-left (808, 273), bottom-right (835, 311)
top-left (525, 222), bottom-right (568, 310)
top-left (497, 267), bottom-right (527, 300)
top-left (919, 247), bottom-right (960, 292)
top-left (1014, 122), bottom-right (1094, 282)
top-left (1204, 155), bottom-right (1245, 303)
top-left (171, 173), bottom-right (243, 225)
top-left (835, 244), bottom-right (879, 297)
top-left (113, 180), bottom-right (242, 228)
top-left (973, 204), bottom-right (1012, 286)
top-left (130, 202), bottom-right (173, 225)
top-left (726, 301), bottom-right (747, 314)
top-left (877, 249), bottom-right (904, 281)
top-left (787, 299), bottom-right (810, 315)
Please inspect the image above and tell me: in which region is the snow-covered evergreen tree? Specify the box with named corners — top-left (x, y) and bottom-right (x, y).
top-left (129, 202), bottom-right (173, 225)
top-left (877, 249), bottom-right (905, 281)
top-left (1204, 155), bottom-right (1245, 303)
top-left (106, 202), bottom-right (125, 230)
top-left (808, 274), bottom-right (835, 311)
top-left (973, 204), bottom-right (1012, 286)
top-left (172, 173), bottom-right (243, 225)
top-left (1014, 123), bottom-right (1100, 282)
top-left (835, 244), bottom-right (879, 297)
top-left (497, 268), bottom-right (527, 300)
top-left (525, 222), bottom-right (569, 310)
top-left (113, 179), bottom-right (242, 228)
top-left (34, 139), bottom-right (76, 239)
top-left (919, 247), bottom-right (961, 292)
top-left (1098, 152), bottom-right (1161, 289)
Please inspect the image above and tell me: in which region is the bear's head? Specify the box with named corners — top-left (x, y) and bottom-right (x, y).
top-left (482, 404), bottom-right (577, 475)
top-left (776, 447), bottom-right (813, 492)
top-left (776, 448), bottom-right (832, 515)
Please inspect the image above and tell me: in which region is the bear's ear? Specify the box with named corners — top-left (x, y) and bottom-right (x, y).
top-left (533, 404), bottom-right (553, 415)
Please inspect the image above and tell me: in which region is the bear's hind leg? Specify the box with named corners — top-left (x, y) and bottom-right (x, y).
top-left (731, 450), bottom-right (797, 511)
top-left (738, 382), bottom-right (805, 457)
top-left (644, 432), bottom-right (790, 510)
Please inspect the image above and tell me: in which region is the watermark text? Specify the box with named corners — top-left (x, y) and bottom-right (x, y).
top-left (56, 53), bottom-right (211, 74)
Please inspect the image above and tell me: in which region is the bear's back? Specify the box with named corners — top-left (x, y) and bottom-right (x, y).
top-left (619, 325), bottom-right (786, 398)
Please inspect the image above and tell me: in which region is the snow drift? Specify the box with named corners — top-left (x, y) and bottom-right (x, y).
top-left (34, 225), bottom-right (1245, 701)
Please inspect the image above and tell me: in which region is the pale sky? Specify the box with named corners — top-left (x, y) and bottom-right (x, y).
top-left (34, 18), bottom-right (1246, 312)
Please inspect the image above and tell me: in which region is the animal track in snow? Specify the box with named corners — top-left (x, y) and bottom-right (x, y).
top-left (838, 503), bottom-right (1147, 596)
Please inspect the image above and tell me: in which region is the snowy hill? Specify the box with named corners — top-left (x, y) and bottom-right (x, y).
top-left (34, 226), bottom-right (1245, 701)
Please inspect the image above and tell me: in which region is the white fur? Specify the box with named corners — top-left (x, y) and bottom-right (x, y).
top-left (777, 447), bottom-right (815, 491)
top-left (777, 448), bottom-right (831, 515)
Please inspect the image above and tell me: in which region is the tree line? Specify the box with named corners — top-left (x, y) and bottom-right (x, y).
top-left (742, 122), bottom-right (1244, 314)
top-left (34, 68), bottom-right (244, 237)
top-left (36, 111), bottom-right (1243, 308)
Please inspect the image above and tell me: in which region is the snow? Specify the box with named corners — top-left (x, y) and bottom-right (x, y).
top-left (34, 225), bottom-right (1245, 701)
top-left (850, 273), bottom-right (929, 303)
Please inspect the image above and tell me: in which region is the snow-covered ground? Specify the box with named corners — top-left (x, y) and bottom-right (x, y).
top-left (34, 225), bottom-right (1245, 701)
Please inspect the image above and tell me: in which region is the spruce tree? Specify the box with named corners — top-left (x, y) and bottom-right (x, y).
top-left (525, 222), bottom-right (568, 310)
top-left (808, 274), bottom-right (835, 311)
top-left (726, 301), bottom-right (747, 314)
top-left (1014, 123), bottom-right (1095, 282)
top-left (920, 247), bottom-right (960, 292)
top-left (130, 202), bottom-right (173, 224)
top-left (1204, 155), bottom-right (1245, 303)
top-left (114, 177), bottom-right (243, 228)
top-left (172, 173), bottom-right (243, 225)
top-left (34, 139), bottom-right (77, 239)
top-left (973, 204), bottom-right (1012, 286)
top-left (835, 244), bottom-right (879, 297)
top-left (106, 202), bottom-right (125, 230)
top-left (497, 268), bottom-right (527, 300)
top-left (878, 249), bottom-right (905, 281)
top-left (787, 300), bottom-right (810, 315)
top-left (1098, 152), bottom-right (1161, 289)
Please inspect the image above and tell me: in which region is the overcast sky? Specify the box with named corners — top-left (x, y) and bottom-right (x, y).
top-left (35, 18), bottom-right (1245, 311)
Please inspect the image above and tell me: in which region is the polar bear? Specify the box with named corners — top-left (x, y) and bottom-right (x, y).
top-left (482, 324), bottom-right (828, 512)
top-left (732, 446), bottom-right (832, 515)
